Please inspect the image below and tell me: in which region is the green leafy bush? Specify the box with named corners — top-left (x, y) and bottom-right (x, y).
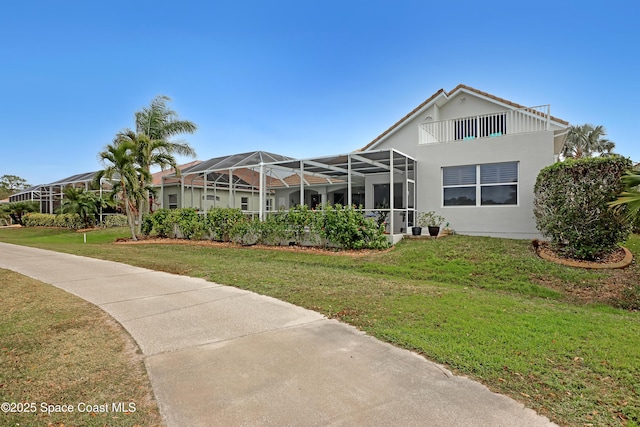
top-left (259, 209), bottom-right (290, 245)
top-left (100, 214), bottom-right (128, 228)
top-left (22, 213), bottom-right (84, 229)
top-left (205, 207), bottom-right (245, 242)
top-left (286, 205), bottom-right (317, 245)
top-left (315, 204), bottom-right (389, 250)
top-left (142, 209), bottom-right (173, 237)
top-left (138, 205), bottom-right (389, 250)
top-left (533, 156), bottom-right (633, 259)
top-left (171, 208), bottom-right (205, 240)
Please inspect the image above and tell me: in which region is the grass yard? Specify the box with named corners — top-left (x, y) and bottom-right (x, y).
top-left (0, 267), bottom-right (162, 427)
top-left (1, 226), bottom-right (639, 426)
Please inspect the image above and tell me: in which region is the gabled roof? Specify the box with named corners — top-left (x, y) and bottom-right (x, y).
top-left (360, 84), bottom-right (569, 151)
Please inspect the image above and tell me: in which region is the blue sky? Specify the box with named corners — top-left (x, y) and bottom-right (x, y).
top-left (1, 0), bottom-right (639, 186)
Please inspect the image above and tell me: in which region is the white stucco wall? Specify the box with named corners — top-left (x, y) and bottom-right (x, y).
top-left (369, 94), bottom-right (561, 239)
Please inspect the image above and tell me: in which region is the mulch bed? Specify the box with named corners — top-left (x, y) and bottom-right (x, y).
top-left (535, 240), bottom-right (633, 269)
top-left (114, 236), bottom-right (392, 257)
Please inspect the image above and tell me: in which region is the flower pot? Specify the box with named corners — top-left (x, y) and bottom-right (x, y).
top-left (411, 226), bottom-right (422, 236)
top-left (428, 226), bottom-right (440, 237)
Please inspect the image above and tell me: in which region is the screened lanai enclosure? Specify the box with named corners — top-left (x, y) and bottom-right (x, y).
top-left (161, 149), bottom-right (417, 238)
top-left (9, 171), bottom-right (115, 220)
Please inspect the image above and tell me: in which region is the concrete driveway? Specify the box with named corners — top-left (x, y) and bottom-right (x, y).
top-left (0, 242), bottom-right (556, 426)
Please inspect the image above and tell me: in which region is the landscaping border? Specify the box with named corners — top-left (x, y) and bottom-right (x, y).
top-left (538, 246), bottom-right (633, 269)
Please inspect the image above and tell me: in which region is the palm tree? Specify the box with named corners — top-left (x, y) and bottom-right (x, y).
top-left (610, 171), bottom-right (640, 225)
top-left (562, 124), bottom-right (615, 159)
top-left (134, 95), bottom-right (197, 216)
top-left (118, 129), bottom-right (178, 233)
top-left (59, 187), bottom-right (100, 228)
top-left (95, 138), bottom-right (147, 240)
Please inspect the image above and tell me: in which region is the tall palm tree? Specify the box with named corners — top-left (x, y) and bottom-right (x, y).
top-left (118, 129), bottom-right (178, 233)
top-left (134, 95), bottom-right (197, 215)
top-left (562, 124), bottom-right (615, 159)
top-left (95, 138), bottom-right (147, 240)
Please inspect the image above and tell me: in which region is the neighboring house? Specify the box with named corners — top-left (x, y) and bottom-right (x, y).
top-left (158, 152), bottom-right (294, 213)
top-left (9, 172), bottom-right (113, 215)
top-left (9, 171), bottom-right (111, 220)
top-left (359, 84), bottom-right (569, 238)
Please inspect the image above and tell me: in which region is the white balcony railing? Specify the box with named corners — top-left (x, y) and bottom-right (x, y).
top-left (419, 105), bottom-right (550, 144)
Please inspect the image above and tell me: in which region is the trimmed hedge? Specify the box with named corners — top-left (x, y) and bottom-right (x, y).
top-left (533, 156), bottom-right (633, 260)
top-left (142, 205), bottom-right (389, 250)
top-left (22, 213), bottom-right (84, 229)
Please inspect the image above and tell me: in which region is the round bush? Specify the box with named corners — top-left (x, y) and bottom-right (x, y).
top-left (533, 156), bottom-right (633, 260)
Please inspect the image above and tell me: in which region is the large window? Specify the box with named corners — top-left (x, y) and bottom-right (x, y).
top-left (443, 162), bottom-right (518, 206)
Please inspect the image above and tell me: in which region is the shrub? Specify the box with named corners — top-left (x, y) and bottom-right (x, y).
top-left (286, 205), bottom-right (317, 245)
top-left (205, 207), bottom-right (245, 242)
top-left (315, 204), bottom-right (389, 250)
top-left (259, 209), bottom-right (290, 245)
top-left (228, 216), bottom-right (260, 245)
top-left (141, 209), bottom-right (173, 237)
top-left (22, 213), bottom-right (84, 229)
top-left (138, 205), bottom-right (389, 250)
top-left (100, 214), bottom-right (128, 228)
top-left (533, 156), bottom-right (633, 260)
top-left (171, 208), bottom-right (205, 240)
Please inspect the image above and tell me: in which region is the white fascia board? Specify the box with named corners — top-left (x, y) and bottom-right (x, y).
top-left (366, 93), bottom-right (448, 151)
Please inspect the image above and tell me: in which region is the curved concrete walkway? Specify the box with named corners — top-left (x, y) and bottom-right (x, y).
top-left (0, 242), bottom-right (556, 426)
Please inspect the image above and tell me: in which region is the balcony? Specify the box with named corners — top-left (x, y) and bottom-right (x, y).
top-left (419, 105), bottom-right (551, 144)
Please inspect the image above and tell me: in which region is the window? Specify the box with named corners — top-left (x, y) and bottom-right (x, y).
top-left (480, 163), bottom-right (518, 205)
top-left (443, 165), bottom-right (476, 206)
top-left (203, 195), bottom-right (220, 201)
top-left (266, 198), bottom-right (272, 211)
top-left (168, 194), bottom-right (178, 209)
top-left (443, 162), bottom-right (518, 206)
top-left (241, 197), bottom-right (249, 210)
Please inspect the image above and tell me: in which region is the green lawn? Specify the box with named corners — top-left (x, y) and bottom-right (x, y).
top-left (0, 268), bottom-right (162, 427)
top-left (1, 226), bottom-right (639, 426)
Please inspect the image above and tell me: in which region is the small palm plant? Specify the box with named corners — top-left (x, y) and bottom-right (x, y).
top-left (59, 187), bottom-right (101, 228)
top-left (609, 170), bottom-right (640, 230)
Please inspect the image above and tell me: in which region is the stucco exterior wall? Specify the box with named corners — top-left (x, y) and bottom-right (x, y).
top-left (369, 97), bottom-right (559, 239)
top-left (159, 185), bottom-right (265, 212)
top-left (415, 131), bottom-right (555, 239)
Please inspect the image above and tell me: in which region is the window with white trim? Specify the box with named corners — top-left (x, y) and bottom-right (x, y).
top-left (241, 197), bottom-right (249, 210)
top-left (443, 162), bottom-right (518, 206)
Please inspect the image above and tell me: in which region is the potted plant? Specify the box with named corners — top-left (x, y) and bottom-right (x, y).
top-left (417, 211), bottom-right (445, 237)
